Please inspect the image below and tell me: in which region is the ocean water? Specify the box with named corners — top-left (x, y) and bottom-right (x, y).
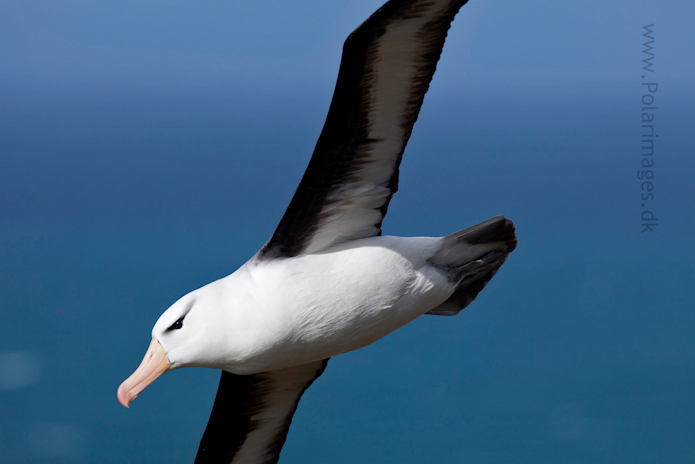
top-left (2, 1), bottom-right (694, 463)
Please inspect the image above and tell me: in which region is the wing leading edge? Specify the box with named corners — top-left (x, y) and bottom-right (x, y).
top-left (258, 0), bottom-right (470, 260)
top-left (203, 0), bottom-right (473, 461)
top-left (194, 359), bottom-right (329, 464)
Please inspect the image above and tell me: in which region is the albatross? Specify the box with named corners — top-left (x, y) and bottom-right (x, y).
top-left (118, 0), bottom-right (516, 462)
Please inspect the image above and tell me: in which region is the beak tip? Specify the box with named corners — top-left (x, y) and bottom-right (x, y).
top-left (117, 383), bottom-right (130, 408)
top-left (117, 338), bottom-right (170, 409)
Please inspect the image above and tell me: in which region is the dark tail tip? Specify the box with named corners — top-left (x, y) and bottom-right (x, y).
top-left (460, 215), bottom-right (517, 253)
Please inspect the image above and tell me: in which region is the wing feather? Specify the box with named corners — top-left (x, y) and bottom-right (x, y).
top-left (194, 359), bottom-right (329, 464)
top-left (258, 0), bottom-right (469, 260)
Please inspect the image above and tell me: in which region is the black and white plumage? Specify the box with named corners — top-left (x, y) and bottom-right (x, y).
top-left (117, 1), bottom-right (517, 463)
top-left (196, 360), bottom-right (328, 463)
top-left (259, 0), bottom-right (470, 260)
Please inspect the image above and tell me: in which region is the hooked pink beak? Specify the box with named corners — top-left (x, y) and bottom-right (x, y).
top-left (117, 338), bottom-right (171, 408)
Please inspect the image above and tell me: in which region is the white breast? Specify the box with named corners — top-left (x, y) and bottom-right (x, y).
top-left (218, 235), bottom-right (453, 373)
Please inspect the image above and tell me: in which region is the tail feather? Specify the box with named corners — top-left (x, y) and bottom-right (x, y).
top-left (427, 216), bottom-right (516, 316)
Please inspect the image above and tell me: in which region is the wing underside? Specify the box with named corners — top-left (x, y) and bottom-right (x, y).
top-left (194, 359), bottom-right (329, 464)
top-left (258, 0), bottom-right (470, 260)
top-left (202, 0), bottom-right (473, 461)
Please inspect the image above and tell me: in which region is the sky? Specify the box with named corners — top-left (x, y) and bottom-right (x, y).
top-left (1, 1), bottom-right (694, 463)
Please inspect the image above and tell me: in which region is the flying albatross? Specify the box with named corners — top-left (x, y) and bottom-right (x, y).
top-left (118, 0), bottom-right (516, 462)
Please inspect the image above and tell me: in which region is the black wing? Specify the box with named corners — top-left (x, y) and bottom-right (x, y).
top-left (258, 0), bottom-right (470, 260)
top-left (194, 359), bottom-right (329, 464)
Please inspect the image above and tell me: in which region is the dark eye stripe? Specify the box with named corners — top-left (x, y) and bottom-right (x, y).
top-left (168, 317), bottom-right (184, 331)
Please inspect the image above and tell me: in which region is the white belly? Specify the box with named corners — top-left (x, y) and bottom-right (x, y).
top-left (224, 236), bottom-right (453, 373)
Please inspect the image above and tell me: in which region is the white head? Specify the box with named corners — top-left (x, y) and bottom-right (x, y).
top-left (116, 264), bottom-right (281, 407)
top-left (152, 292), bottom-right (226, 369)
top-left (116, 284), bottom-right (240, 408)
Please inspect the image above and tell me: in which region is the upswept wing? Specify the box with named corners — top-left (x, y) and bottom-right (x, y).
top-left (258, 0), bottom-right (470, 260)
top-left (202, 0), bottom-right (472, 460)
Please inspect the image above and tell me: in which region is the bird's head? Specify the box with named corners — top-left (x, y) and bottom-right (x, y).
top-left (116, 291), bottom-right (229, 408)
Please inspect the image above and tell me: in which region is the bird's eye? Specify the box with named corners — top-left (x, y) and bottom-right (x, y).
top-left (168, 317), bottom-right (184, 331)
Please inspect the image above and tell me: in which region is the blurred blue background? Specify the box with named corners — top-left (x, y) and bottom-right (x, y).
top-left (1, 0), bottom-right (694, 462)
